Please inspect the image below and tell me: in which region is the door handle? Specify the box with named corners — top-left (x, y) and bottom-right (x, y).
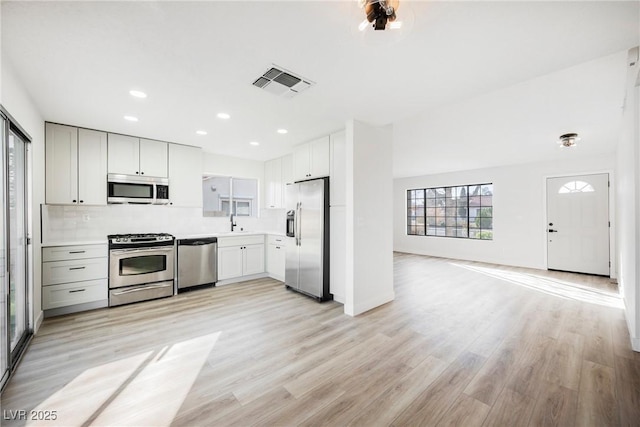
top-left (548, 229), bottom-right (557, 233)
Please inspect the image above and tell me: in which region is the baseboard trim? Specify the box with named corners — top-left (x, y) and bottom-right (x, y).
top-left (44, 300), bottom-right (108, 318)
top-left (216, 273), bottom-right (269, 286)
top-left (623, 306), bottom-right (640, 352)
top-left (34, 310), bottom-right (44, 334)
top-left (346, 291), bottom-right (395, 317)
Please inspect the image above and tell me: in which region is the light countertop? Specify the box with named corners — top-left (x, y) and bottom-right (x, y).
top-left (42, 240), bottom-right (107, 247)
top-left (42, 231), bottom-right (285, 246)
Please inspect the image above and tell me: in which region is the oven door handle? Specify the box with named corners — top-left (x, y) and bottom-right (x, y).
top-left (111, 282), bottom-right (173, 295)
top-left (110, 247), bottom-right (174, 256)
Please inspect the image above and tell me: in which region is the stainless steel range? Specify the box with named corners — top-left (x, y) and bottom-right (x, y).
top-left (108, 233), bottom-right (175, 307)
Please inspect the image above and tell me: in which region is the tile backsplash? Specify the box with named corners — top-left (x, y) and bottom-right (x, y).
top-left (41, 204), bottom-right (286, 243)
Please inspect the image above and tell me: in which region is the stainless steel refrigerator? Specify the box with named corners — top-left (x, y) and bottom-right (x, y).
top-left (285, 177), bottom-right (331, 301)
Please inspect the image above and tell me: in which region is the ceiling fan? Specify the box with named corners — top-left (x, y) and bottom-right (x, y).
top-left (358, 0), bottom-right (401, 31)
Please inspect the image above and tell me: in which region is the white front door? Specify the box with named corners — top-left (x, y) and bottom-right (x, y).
top-left (546, 173), bottom-right (610, 276)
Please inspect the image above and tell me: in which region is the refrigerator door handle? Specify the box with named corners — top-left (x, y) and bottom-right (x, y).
top-left (297, 202), bottom-right (302, 246)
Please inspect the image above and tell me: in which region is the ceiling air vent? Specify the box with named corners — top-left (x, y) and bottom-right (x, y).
top-left (252, 64), bottom-right (315, 98)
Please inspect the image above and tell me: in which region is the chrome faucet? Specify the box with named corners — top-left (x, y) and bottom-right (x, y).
top-left (230, 214), bottom-right (237, 232)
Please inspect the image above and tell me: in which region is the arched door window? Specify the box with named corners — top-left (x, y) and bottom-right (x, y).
top-left (558, 180), bottom-right (595, 194)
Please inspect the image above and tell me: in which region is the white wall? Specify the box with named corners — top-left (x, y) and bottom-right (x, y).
top-left (203, 152), bottom-right (264, 180)
top-left (394, 155), bottom-right (615, 271)
top-left (616, 49), bottom-right (640, 351)
top-left (1, 61), bottom-right (45, 332)
top-left (345, 120), bottom-right (394, 316)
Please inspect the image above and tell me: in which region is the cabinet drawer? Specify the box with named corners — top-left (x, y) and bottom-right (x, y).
top-left (267, 235), bottom-right (286, 246)
top-left (217, 234), bottom-right (264, 248)
top-left (43, 258), bottom-right (107, 285)
top-left (43, 279), bottom-right (108, 310)
top-left (43, 244), bottom-right (107, 262)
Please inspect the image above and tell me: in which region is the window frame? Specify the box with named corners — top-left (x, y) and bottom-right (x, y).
top-left (202, 175), bottom-right (258, 218)
top-left (407, 183), bottom-right (493, 240)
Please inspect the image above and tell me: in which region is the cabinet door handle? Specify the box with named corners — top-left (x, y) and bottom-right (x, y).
top-left (72, 199), bottom-right (77, 203)
top-left (141, 171), bottom-right (144, 175)
top-left (79, 200), bottom-right (84, 203)
top-left (68, 251), bottom-right (85, 254)
top-left (69, 289), bottom-right (86, 293)
top-left (69, 266), bottom-right (86, 271)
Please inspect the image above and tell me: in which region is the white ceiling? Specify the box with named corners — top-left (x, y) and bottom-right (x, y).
top-left (2, 1), bottom-right (639, 177)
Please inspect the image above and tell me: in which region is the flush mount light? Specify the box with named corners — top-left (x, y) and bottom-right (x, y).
top-left (558, 133), bottom-right (580, 148)
top-left (129, 90), bottom-right (147, 98)
top-left (124, 115), bottom-right (139, 122)
top-left (217, 112), bottom-right (231, 120)
top-left (277, 129), bottom-right (288, 134)
top-left (249, 141), bottom-right (260, 146)
top-left (359, 0), bottom-right (400, 31)
top-left (196, 130), bottom-right (208, 135)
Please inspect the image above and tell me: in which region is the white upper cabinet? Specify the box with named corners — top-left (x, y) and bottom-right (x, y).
top-left (310, 136), bottom-right (330, 178)
top-left (330, 130), bottom-right (346, 207)
top-left (293, 136), bottom-right (330, 181)
top-left (107, 134), bottom-right (139, 175)
top-left (264, 157), bottom-right (283, 209)
top-left (281, 153), bottom-right (294, 185)
top-left (139, 138), bottom-right (168, 178)
top-left (265, 154), bottom-right (294, 209)
top-left (78, 129), bottom-right (108, 205)
top-left (45, 123), bottom-right (107, 205)
top-left (293, 144), bottom-right (311, 181)
top-left (108, 134), bottom-right (168, 177)
top-left (168, 144), bottom-right (202, 207)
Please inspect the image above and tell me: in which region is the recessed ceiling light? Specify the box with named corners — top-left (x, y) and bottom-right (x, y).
top-left (129, 90), bottom-right (147, 98)
top-left (124, 115), bottom-right (138, 122)
top-left (217, 113), bottom-right (231, 120)
top-left (277, 129), bottom-right (288, 134)
top-left (249, 141), bottom-right (260, 146)
top-left (196, 130), bottom-right (208, 135)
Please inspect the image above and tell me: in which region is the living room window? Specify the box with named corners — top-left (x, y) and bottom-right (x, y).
top-left (407, 183), bottom-right (493, 240)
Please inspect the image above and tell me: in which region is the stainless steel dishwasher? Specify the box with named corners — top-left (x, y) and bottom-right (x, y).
top-left (177, 237), bottom-right (218, 291)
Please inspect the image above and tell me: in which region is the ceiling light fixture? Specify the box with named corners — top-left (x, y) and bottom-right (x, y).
top-left (249, 141), bottom-right (260, 146)
top-left (124, 115), bottom-right (138, 122)
top-left (217, 113), bottom-right (231, 120)
top-left (558, 133), bottom-right (580, 148)
top-left (359, 0), bottom-right (399, 31)
top-left (277, 129), bottom-right (288, 134)
top-left (129, 90), bottom-right (147, 98)
top-left (196, 130), bottom-right (208, 135)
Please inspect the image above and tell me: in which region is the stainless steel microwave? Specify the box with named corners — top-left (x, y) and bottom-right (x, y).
top-left (107, 174), bottom-right (170, 205)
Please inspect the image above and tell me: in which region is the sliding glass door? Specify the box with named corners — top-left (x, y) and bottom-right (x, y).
top-left (0, 114), bottom-right (7, 388)
top-left (0, 108), bottom-right (30, 391)
top-left (8, 129), bottom-right (28, 360)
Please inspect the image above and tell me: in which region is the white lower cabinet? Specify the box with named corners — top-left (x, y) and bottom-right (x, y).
top-left (42, 244), bottom-right (108, 315)
top-left (266, 235), bottom-right (286, 282)
top-left (43, 279), bottom-right (107, 310)
top-left (217, 235), bottom-right (265, 282)
top-left (218, 246), bottom-right (244, 280)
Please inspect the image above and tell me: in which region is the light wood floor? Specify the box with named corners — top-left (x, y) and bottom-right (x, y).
top-left (2, 252), bottom-right (639, 426)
